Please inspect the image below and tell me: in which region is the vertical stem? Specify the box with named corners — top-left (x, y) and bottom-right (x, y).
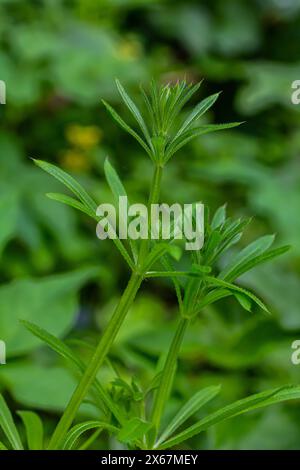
top-left (48, 273), bottom-right (142, 449)
top-left (138, 164), bottom-right (163, 268)
top-left (150, 316), bottom-right (190, 445)
top-left (48, 165), bottom-right (164, 450)
top-left (148, 164), bottom-right (163, 207)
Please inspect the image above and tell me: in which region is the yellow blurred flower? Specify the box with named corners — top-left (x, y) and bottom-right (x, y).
top-left (60, 150), bottom-right (90, 172)
top-left (117, 38), bottom-right (142, 60)
top-left (66, 124), bottom-right (102, 149)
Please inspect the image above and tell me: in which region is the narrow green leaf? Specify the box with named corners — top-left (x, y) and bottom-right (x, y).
top-left (0, 395), bottom-right (23, 450)
top-left (104, 159), bottom-right (138, 262)
top-left (196, 288), bottom-right (232, 311)
top-left (0, 441), bottom-right (7, 450)
top-left (234, 293), bottom-right (252, 312)
top-left (113, 238), bottom-right (136, 270)
top-left (219, 234), bottom-right (275, 281)
top-left (165, 122), bottom-right (241, 162)
top-left (158, 385), bottom-right (300, 449)
top-left (140, 84), bottom-right (153, 118)
top-left (211, 204), bottom-right (227, 230)
top-left (211, 217), bottom-right (251, 263)
top-left (17, 411), bottom-right (43, 450)
top-left (175, 93), bottom-right (221, 138)
top-left (21, 320), bottom-right (125, 424)
top-left (149, 79), bottom-right (161, 133)
top-left (157, 385), bottom-right (221, 446)
top-left (165, 82), bottom-right (203, 130)
top-left (206, 276), bottom-right (270, 313)
top-left (21, 320), bottom-right (82, 368)
top-left (204, 230), bottom-right (223, 263)
top-left (222, 217), bottom-right (251, 241)
top-left (102, 100), bottom-right (153, 160)
top-left (104, 158), bottom-right (127, 199)
top-left (168, 82), bottom-right (202, 122)
top-left (47, 193), bottom-right (96, 219)
top-left (63, 421), bottom-right (117, 450)
top-left (115, 80), bottom-right (151, 145)
top-left (96, 199), bottom-right (135, 269)
top-left (33, 159), bottom-right (97, 214)
top-left (221, 245), bottom-right (291, 282)
top-left (35, 160), bottom-right (134, 269)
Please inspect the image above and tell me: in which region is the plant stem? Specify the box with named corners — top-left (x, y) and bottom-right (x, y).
top-left (48, 165), bottom-right (164, 450)
top-left (138, 164), bottom-right (163, 267)
top-left (48, 272), bottom-right (142, 449)
top-left (150, 316), bottom-right (190, 445)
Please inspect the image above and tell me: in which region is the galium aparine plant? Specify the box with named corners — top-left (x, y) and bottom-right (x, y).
top-left (0, 80), bottom-right (299, 450)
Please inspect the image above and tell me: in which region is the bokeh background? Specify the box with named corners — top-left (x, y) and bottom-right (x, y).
top-left (1, 0), bottom-right (300, 449)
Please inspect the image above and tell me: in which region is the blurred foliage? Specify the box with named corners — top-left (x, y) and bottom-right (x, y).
top-left (1, 0), bottom-right (300, 449)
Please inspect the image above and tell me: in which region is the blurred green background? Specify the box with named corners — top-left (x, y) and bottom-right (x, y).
top-left (1, 0), bottom-right (300, 449)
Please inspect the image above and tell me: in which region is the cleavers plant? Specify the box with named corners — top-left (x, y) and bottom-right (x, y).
top-left (1, 80), bottom-right (300, 450)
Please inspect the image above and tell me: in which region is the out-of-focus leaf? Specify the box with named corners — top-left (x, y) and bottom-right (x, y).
top-left (0, 363), bottom-right (96, 414)
top-left (157, 385), bottom-right (221, 446)
top-left (17, 411), bottom-right (43, 450)
top-left (158, 385), bottom-right (300, 449)
top-left (0, 184), bottom-right (19, 254)
top-left (211, 204), bottom-right (227, 230)
top-left (0, 395), bottom-right (23, 450)
top-left (237, 62), bottom-right (300, 114)
top-left (0, 267), bottom-right (100, 355)
top-left (243, 265), bottom-right (300, 330)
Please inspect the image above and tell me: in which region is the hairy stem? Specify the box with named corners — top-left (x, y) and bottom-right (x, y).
top-left (150, 316), bottom-right (190, 445)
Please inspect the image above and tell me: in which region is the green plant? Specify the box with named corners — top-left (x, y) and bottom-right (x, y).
top-left (1, 80), bottom-right (299, 450)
